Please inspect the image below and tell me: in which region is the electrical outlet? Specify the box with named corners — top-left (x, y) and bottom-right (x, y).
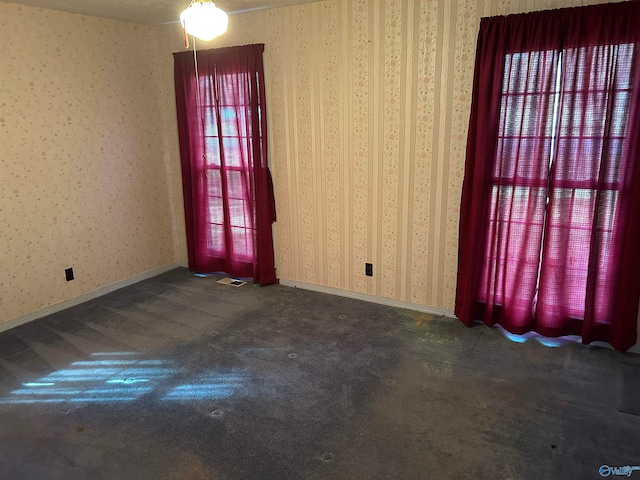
top-left (65, 267), bottom-right (74, 281)
top-left (365, 263), bottom-right (373, 277)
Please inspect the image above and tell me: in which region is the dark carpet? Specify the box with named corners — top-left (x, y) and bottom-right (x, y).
top-left (0, 267), bottom-right (639, 479)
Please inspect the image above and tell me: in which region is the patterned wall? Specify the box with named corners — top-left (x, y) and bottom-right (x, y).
top-left (0, 2), bottom-right (176, 324)
top-left (2, 0), bottom-right (624, 327)
top-left (160, 0), bottom-right (618, 312)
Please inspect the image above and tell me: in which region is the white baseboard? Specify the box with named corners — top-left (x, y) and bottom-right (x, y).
top-left (0, 262), bottom-right (188, 334)
top-left (278, 279), bottom-right (640, 356)
top-left (5, 268), bottom-right (638, 356)
top-left (279, 279), bottom-right (457, 319)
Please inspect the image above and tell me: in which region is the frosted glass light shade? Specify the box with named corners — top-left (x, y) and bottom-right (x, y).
top-left (180, 1), bottom-right (228, 41)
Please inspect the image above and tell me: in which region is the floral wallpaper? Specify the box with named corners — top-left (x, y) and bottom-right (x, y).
top-left (160, 0), bottom-right (622, 312)
top-left (0, 2), bottom-right (177, 325)
top-left (2, 0), bottom-right (629, 329)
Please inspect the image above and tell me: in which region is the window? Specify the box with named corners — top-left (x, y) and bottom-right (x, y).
top-left (481, 44), bottom-right (634, 323)
top-left (455, 3), bottom-right (640, 351)
top-left (202, 78), bottom-right (258, 260)
top-left (174, 45), bottom-right (277, 286)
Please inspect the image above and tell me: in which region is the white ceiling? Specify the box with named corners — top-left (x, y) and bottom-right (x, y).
top-left (5, 0), bottom-right (321, 25)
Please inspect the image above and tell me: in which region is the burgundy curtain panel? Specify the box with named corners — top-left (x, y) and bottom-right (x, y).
top-left (456, 2), bottom-right (640, 351)
top-left (174, 44), bottom-right (277, 286)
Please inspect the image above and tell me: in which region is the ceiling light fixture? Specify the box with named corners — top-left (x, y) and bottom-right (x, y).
top-left (180, 0), bottom-right (228, 42)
